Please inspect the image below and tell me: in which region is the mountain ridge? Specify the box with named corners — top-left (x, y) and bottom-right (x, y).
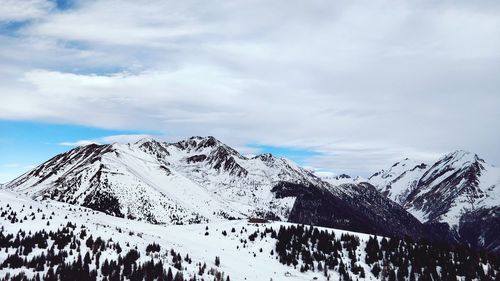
top-left (369, 150), bottom-right (500, 252)
top-left (4, 136), bottom-right (435, 240)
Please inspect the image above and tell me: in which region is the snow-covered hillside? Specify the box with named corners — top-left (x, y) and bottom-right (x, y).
top-left (368, 158), bottom-right (428, 205)
top-left (0, 189), bottom-right (382, 281)
top-left (1, 189), bottom-right (497, 281)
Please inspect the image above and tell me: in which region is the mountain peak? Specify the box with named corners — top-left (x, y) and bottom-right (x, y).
top-left (173, 135), bottom-right (219, 148)
top-left (336, 173), bottom-right (351, 179)
top-left (133, 138), bottom-right (170, 159)
top-left (188, 135), bottom-right (219, 143)
top-left (445, 149), bottom-right (474, 159)
top-left (369, 157), bottom-right (427, 181)
top-left (253, 153), bottom-right (274, 161)
top-left (169, 136), bottom-right (246, 161)
top-left (390, 157), bottom-right (413, 168)
top-left (443, 150), bottom-right (485, 165)
top-left (134, 137), bottom-right (162, 145)
top-left (425, 150), bottom-right (485, 175)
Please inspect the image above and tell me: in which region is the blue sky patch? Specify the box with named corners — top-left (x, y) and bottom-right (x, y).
top-left (51, 0), bottom-right (76, 11)
top-left (247, 144), bottom-right (320, 165)
top-left (0, 21), bottom-right (29, 37)
top-left (0, 120), bottom-right (322, 182)
top-left (0, 120), bottom-right (155, 183)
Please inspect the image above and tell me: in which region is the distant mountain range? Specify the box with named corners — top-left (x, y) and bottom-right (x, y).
top-left (369, 150), bottom-right (500, 252)
top-left (3, 137), bottom-right (500, 252)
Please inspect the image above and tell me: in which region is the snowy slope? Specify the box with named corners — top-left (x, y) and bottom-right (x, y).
top-left (368, 158), bottom-right (428, 205)
top-left (2, 189), bottom-right (498, 280)
top-left (0, 189), bottom-right (375, 281)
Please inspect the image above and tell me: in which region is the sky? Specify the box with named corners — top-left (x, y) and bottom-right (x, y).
top-left (0, 0), bottom-right (499, 183)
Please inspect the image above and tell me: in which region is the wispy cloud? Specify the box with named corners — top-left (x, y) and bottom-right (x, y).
top-left (0, 0), bottom-right (54, 21)
top-left (58, 140), bottom-right (99, 147)
top-left (58, 134), bottom-right (156, 147)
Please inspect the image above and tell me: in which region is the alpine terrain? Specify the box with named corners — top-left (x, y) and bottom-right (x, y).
top-left (1, 138), bottom-right (500, 280)
top-left (0, 189), bottom-right (498, 281)
top-left (5, 136), bottom-right (430, 240)
top-left (369, 150), bottom-right (500, 253)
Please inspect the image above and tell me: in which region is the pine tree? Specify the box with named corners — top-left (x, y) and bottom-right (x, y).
top-left (101, 259), bottom-right (110, 276)
top-left (174, 271), bottom-right (184, 281)
top-left (388, 269), bottom-right (396, 281)
top-left (371, 263), bottom-right (381, 278)
top-left (166, 267), bottom-right (174, 281)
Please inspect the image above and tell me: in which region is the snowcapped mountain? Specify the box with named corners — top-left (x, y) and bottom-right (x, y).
top-left (8, 141), bottom-right (236, 224)
top-left (370, 150), bottom-right (500, 226)
top-left (407, 151), bottom-right (500, 225)
top-left (5, 136), bottom-right (324, 225)
top-left (162, 136), bottom-right (327, 220)
top-left (4, 136), bottom-right (433, 240)
top-left (369, 150), bottom-right (500, 252)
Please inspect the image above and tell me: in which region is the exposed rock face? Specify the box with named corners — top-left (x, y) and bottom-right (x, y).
top-left (458, 206), bottom-right (500, 253)
top-left (369, 150), bottom-right (500, 252)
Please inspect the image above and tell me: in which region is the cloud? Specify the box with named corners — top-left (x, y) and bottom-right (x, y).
top-left (58, 134), bottom-right (156, 147)
top-left (58, 140), bottom-right (99, 147)
top-left (303, 144), bottom-right (445, 177)
top-left (234, 146), bottom-right (263, 155)
top-left (0, 0), bottom-right (54, 22)
top-left (1, 0), bottom-right (500, 175)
